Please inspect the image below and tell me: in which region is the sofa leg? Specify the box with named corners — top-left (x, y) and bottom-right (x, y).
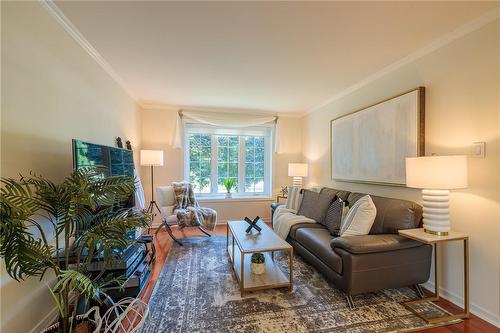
top-left (415, 284), bottom-right (425, 298)
top-left (346, 295), bottom-right (355, 310)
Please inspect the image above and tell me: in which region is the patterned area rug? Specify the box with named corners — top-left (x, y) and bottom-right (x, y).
top-left (141, 237), bottom-right (458, 333)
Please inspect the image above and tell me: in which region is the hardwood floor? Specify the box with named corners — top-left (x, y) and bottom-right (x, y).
top-left (140, 225), bottom-right (499, 333)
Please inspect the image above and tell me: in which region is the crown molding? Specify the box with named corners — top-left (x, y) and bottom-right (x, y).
top-left (305, 6), bottom-right (500, 115)
top-left (39, 0), bottom-right (136, 101)
top-left (139, 102), bottom-right (306, 117)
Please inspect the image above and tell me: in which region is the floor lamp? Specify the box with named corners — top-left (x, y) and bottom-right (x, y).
top-left (140, 150), bottom-right (164, 227)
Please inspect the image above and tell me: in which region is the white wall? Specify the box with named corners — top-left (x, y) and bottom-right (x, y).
top-left (1, 2), bottom-right (141, 332)
top-left (140, 107), bottom-right (302, 225)
top-left (302, 19), bottom-right (500, 326)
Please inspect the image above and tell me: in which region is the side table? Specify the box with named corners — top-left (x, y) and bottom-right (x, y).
top-left (398, 228), bottom-right (469, 324)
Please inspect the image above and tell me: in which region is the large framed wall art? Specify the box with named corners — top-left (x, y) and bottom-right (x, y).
top-left (330, 87), bottom-right (425, 185)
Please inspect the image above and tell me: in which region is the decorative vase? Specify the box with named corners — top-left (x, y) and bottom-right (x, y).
top-left (251, 262), bottom-right (266, 275)
top-left (225, 192), bottom-right (232, 199)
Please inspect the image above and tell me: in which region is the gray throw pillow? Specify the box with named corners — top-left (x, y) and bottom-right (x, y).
top-left (323, 198), bottom-right (344, 236)
top-left (297, 190), bottom-right (336, 223)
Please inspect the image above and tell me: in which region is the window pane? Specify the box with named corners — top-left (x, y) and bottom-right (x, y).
top-left (244, 135), bottom-right (265, 193)
top-left (217, 135), bottom-right (239, 193)
top-left (255, 162), bottom-right (264, 178)
top-left (188, 134), bottom-right (211, 193)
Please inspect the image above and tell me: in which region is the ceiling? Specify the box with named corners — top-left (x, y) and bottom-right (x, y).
top-left (54, 1), bottom-right (498, 114)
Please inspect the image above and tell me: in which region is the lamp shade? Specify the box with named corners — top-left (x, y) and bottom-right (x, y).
top-left (288, 163), bottom-right (308, 177)
top-left (406, 155), bottom-right (467, 189)
top-left (140, 150), bottom-right (164, 166)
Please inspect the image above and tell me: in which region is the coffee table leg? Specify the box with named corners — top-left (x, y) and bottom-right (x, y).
top-left (289, 248), bottom-right (293, 291)
top-left (241, 252), bottom-right (245, 296)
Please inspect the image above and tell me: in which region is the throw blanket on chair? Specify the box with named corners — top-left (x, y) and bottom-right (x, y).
top-left (172, 182), bottom-right (217, 231)
top-left (273, 205), bottom-right (315, 239)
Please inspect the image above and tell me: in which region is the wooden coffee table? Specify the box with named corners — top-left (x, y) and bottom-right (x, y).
top-left (226, 220), bottom-right (293, 296)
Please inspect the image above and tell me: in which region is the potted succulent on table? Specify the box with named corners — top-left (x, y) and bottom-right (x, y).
top-left (250, 253), bottom-right (266, 275)
top-left (0, 167), bottom-right (150, 333)
top-left (223, 178), bottom-right (237, 199)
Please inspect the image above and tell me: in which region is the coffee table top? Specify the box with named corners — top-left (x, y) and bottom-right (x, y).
top-left (228, 220), bottom-right (292, 253)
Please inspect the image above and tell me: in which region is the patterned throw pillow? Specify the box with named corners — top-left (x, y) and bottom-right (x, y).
top-left (323, 198), bottom-right (344, 236)
top-left (285, 186), bottom-right (303, 211)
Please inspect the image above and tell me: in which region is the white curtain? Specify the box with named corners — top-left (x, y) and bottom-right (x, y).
top-left (172, 110), bottom-right (281, 153)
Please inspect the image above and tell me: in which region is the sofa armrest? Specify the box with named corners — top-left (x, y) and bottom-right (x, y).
top-left (330, 234), bottom-right (422, 254)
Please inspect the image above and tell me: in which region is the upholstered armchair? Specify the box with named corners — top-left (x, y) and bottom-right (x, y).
top-left (155, 186), bottom-right (211, 245)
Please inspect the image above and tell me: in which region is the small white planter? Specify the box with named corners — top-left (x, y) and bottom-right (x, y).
top-left (251, 262), bottom-right (266, 275)
top-left (225, 192), bottom-right (232, 199)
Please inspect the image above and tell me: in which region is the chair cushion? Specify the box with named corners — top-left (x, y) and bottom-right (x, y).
top-left (297, 189), bottom-right (336, 223)
top-left (157, 186), bottom-right (175, 207)
top-left (295, 227), bottom-right (342, 274)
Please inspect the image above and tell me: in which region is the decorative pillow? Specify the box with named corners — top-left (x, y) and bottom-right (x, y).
top-left (340, 195), bottom-right (377, 237)
top-left (323, 198), bottom-right (344, 236)
top-left (297, 189), bottom-right (336, 223)
top-left (285, 186), bottom-right (303, 211)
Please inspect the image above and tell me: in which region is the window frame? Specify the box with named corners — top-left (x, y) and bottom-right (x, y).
top-left (183, 124), bottom-right (273, 199)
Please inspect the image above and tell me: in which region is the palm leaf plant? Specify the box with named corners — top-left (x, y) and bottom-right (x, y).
top-left (0, 167), bottom-right (150, 333)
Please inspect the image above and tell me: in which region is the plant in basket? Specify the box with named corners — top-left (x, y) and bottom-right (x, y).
top-left (0, 167), bottom-right (150, 333)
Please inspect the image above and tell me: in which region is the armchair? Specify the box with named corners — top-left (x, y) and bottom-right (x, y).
top-left (155, 186), bottom-right (211, 246)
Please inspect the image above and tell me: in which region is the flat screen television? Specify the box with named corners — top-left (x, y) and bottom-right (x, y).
top-left (72, 139), bottom-right (136, 207)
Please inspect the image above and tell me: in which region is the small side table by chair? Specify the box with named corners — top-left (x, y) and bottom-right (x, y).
top-left (398, 228), bottom-right (469, 324)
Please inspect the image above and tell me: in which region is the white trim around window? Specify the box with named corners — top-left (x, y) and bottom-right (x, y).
top-left (184, 123), bottom-right (273, 199)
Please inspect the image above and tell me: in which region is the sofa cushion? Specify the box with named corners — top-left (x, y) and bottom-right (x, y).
top-left (347, 193), bottom-right (423, 234)
top-left (320, 187), bottom-right (351, 203)
top-left (286, 186), bottom-right (303, 211)
top-left (297, 189), bottom-right (336, 223)
top-left (331, 234), bottom-right (423, 254)
top-left (323, 198), bottom-right (345, 236)
top-left (340, 195), bottom-right (377, 236)
top-left (295, 227), bottom-right (342, 274)
top-left (288, 222), bottom-right (326, 240)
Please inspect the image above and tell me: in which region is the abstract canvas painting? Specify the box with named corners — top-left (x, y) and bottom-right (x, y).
top-left (331, 87), bottom-right (425, 185)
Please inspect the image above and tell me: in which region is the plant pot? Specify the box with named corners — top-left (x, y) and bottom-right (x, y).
top-left (41, 307), bottom-right (101, 333)
top-left (42, 319), bottom-right (96, 333)
top-left (225, 192), bottom-right (232, 199)
top-left (251, 262), bottom-right (266, 275)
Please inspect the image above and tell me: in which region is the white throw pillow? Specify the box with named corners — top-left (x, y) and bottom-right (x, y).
top-left (340, 195), bottom-right (377, 237)
top-left (285, 186), bottom-right (303, 212)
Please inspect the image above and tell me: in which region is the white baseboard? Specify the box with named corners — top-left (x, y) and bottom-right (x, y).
top-left (29, 306), bottom-right (59, 333)
top-left (423, 281), bottom-right (500, 328)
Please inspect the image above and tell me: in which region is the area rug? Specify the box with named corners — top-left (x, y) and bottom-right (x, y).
top-left (140, 237), bottom-right (459, 333)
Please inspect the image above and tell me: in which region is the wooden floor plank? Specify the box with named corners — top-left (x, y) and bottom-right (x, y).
top-left (139, 225), bottom-right (499, 333)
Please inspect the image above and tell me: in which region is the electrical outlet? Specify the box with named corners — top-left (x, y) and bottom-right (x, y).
top-left (472, 142), bottom-right (485, 158)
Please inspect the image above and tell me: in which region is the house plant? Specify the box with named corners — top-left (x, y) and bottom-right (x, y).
top-left (250, 253), bottom-right (266, 275)
top-left (0, 167), bottom-right (149, 333)
top-left (223, 178), bottom-right (237, 198)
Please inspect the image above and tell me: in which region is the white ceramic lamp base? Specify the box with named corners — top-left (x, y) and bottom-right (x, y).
top-left (292, 177), bottom-right (303, 187)
top-left (422, 189), bottom-right (450, 235)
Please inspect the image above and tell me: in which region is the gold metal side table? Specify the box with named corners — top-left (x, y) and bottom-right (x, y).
top-left (398, 228), bottom-right (469, 324)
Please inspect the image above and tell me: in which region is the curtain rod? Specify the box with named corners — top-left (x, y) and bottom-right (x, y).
top-left (177, 109), bottom-right (279, 120)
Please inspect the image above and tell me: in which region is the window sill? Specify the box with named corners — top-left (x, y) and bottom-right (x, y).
top-left (198, 196), bottom-right (273, 203)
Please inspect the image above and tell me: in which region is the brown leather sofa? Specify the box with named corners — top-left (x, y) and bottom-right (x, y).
top-left (277, 187), bottom-right (432, 308)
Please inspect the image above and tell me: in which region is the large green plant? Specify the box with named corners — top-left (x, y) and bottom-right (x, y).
top-left (0, 167), bottom-right (150, 332)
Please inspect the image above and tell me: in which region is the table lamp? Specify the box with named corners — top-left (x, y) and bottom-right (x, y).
top-left (288, 163), bottom-right (308, 187)
top-left (406, 155), bottom-right (468, 235)
top-left (140, 150), bottom-right (164, 216)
